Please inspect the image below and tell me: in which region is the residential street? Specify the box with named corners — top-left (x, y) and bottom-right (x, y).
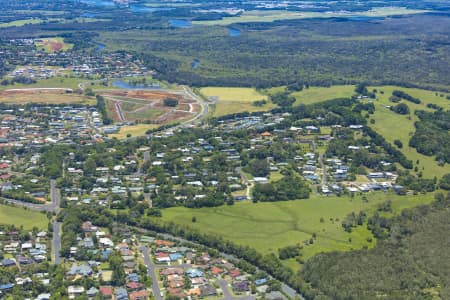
top-left (139, 246), bottom-right (162, 300)
top-left (53, 222), bottom-right (62, 264)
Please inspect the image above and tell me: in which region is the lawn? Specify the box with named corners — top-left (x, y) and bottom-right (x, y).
top-left (35, 37), bottom-right (74, 53)
top-left (161, 192), bottom-right (434, 270)
top-left (109, 124), bottom-right (159, 139)
top-left (289, 85), bottom-right (355, 106)
top-left (0, 204), bottom-right (48, 230)
top-left (368, 85), bottom-right (449, 178)
top-left (200, 87), bottom-right (274, 117)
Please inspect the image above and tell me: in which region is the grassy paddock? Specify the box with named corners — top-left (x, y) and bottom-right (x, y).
top-left (109, 124), bottom-right (159, 139)
top-left (289, 85), bottom-right (355, 106)
top-left (0, 204), bottom-right (48, 229)
top-left (161, 192), bottom-right (434, 270)
top-left (200, 87), bottom-right (274, 117)
top-left (368, 85), bottom-right (449, 178)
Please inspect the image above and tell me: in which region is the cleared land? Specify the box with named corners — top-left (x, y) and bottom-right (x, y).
top-left (101, 90), bottom-right (198, 124)
top-left (109, 124), bottom-right (159, 139)
top-left (0, 204), bottom-right (48, 230)
top-left (200, 87), bottom-right (274, 117)
top-left (35, 37), bottom-right (74, 53)
top-left (162, 192), bottom-right (434, 271)
top-left (368, 86), bottom-right (449, 178)
top-left (0, 89), bottom-right (96, 105)
top-left (193, 8), bottom-right (429, 26)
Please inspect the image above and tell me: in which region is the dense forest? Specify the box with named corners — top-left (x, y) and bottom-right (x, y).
top-left (97, 14), bottom-right (450, 89)
top-left (409, 110), bottom-right (450, 163)
top-left (302, 192), bottom-right (450, 300)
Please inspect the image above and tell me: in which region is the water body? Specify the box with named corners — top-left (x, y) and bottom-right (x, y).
top-left (80, 0), bottom-right (115, 7)
top-left (112, 80), bottom-right (161, 90)
top-left (130, 5), bottom-right (173, 13)
top-left (228, 28), bottom-right (241, 37)
top-left (192, 60), bottom-right (199, 69)
top-left (345, 16), bottom-right (385, 21)
top-left (168, 19), bottom-right (192, 28)
top-left (95, 43), bottom-right (106, 53)
top-left (81, 12), bottom-right (98, 18)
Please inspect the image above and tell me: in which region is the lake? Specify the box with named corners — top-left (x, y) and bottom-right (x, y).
top-left (169, 19), bottom-right (192, 28)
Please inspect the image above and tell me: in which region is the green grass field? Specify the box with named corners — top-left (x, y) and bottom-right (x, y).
top-left (200, 87), bottom-right (268, 102)
top-left (200, 87), bottom-right (274, 117)
top-left (0, 76), bottom-right (107, 91)
top-left (289, 85), bottom-right (356, 106)
top-left (193, 8), bottom-right (429, 26)
top-left (0, 18), bottom-right (44, 28)
top-left (162, 192), bottom-right (434, 270)
top-left (109, 124), bottom-right (159, 139)
top-left (0, 204), bottom-right (48, 230)
top-left (368, 86), bottom-right (449, 178)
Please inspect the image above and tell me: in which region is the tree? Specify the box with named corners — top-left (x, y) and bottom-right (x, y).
top-left (163, 98), bottom-right (179, 107)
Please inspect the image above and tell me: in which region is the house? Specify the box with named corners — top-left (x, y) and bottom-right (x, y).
top-left (130, 289), bottom-right (149, 300)
top-left (266, 291), bottom-right (288, 300)
top-left (86, 287), bottom-right (99, 298)
top-left (232, 280), bottom-right (249, 292)
top-left (82, 221), bottom-right (98, 232)
top-left (186, 268), bottom-right (204, 278)
top-left (116, 287), bottom-right (128, 300)
top-left (68, 286), bottom-right (85, 299)
top-left (200, 284), bottom-right (217, 297)
top-left (99, 286), bottom-right (113, 299)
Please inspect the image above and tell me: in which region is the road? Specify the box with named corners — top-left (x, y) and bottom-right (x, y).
top-left (319, 154), bottom-right (327, 186)
top-left (53, 222), bottom-right (62, 264)
top-left (235, 167), bottom-right (253, 200)
top-left (2, 179), bottom-right (60, 213)
top-left (139, 246), bottom-right (162, 300)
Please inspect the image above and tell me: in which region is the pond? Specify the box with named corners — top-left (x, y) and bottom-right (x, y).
top-left (168, 19), bottom-right (192, 28)
top-left (95, 43), bottom-right (106, 53)
top-left (112, 80), bottom-right (161, 90)
top-left (192, 60), bottom-right (199, 69)
top-left (228, 28), bottom-right (241, 37)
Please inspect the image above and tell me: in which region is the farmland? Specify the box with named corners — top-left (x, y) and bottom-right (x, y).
top-left (0, 204), bottom-right (48, 230)
top-left (0, 89), bottom-right (96, 105)
top-left (199, 87), bottom-right (274, 117)
top-left (368, 86), bottom-right (449, 178)
top-left (35, 37), bottom-right (73, 53)
top-left (161, 192), bottom-right (435, 271)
